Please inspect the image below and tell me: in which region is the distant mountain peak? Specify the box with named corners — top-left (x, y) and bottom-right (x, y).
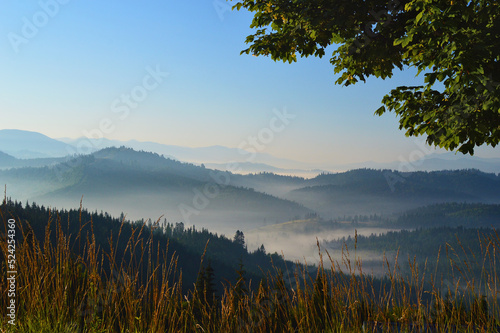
top-left (0, 129), bottom-right (74, 159)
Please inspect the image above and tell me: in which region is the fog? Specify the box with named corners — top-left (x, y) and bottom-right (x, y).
top-left (245, 226), bottom-right (403, 276)
top-left (20, 187), bottom-right (307, 239)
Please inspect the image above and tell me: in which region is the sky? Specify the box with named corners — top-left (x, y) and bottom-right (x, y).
top-left (1, 1), bottom-right (498, 165)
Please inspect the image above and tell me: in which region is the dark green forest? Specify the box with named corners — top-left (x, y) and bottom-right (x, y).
top-left (0, 199), bottom-right (293, 296)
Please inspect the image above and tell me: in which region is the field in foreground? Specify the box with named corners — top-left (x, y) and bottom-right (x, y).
top-left (1, 201), bottom-right (499, 332)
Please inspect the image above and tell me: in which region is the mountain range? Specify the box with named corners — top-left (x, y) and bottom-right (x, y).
top-left (1, 142), bottom-right (500, 236)
top-left (1, 129), bottom-right (499, 174)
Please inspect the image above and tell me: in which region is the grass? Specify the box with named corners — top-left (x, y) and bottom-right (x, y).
top-left (1, 207), bottom-right (499, 332)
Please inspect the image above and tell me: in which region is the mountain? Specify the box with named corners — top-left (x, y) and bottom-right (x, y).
top-left (58, 137), bottom-right (313, 169)
top-left (284, 169), bottom-right (500, 218)
top-left (199, 167), bottom-right (500, 210)
top-left (0, 129), bottom-right (75, 158)
top-left (0, 147), bottom-right (312, 235)
top-left (87, 138), bottom-right (500, 174)
top-left (3, 129), bottom-right (498, 174)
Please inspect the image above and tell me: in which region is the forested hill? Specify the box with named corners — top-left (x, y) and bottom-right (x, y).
top-left (0, 199), bottom-right (293, 294)
top-left (232, 168), bottom-right (500, 198)
top-left (283, 169), bottom-right (500, 217)
top-left (394, 202), bottom-right (500, 228)
top-left (0, 147), bottom-right (312, 231)
top-left (308, 169), bottom-right (500, 197)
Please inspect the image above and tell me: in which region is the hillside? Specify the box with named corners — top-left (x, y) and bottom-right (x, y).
top-left (394, 202), bottom-right (500, 228)
top-left (0, 151), bottom-right (16, 166)
top-left (0, 199), bottom-right (296, 295)
top-left (0, 147), bottom-right (312, 234)
top-left (284, 169), bottom-right (500, 217)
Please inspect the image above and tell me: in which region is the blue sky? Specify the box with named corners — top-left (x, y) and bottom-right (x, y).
top-left (1, 1), bottom-right (498, 165)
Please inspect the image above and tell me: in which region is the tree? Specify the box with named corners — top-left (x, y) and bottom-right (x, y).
top-left (233, 0), bottom-right (500, 154)
top-left (234, 258), bottom-right (248, 301)
top-left (174, 222), bottom-right (184, 235)
top-left (234, 230), bottom-right (245, 247)
top-left (195, 260), bottom-right (216, 306)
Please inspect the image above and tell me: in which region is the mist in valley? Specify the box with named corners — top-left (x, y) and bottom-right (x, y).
top-left (245, 223), bottom-right (403, 275)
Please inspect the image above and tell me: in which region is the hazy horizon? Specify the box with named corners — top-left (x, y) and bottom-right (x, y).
top-left (2, 128), bottom-right (500, 179)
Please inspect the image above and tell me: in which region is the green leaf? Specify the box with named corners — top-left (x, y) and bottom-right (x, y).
top-left (375, 106), bottom-right (386, 116)
top-left (394, 35), bottom-right (413, 48)
top-left (415, 11), bottom-right (424, 24)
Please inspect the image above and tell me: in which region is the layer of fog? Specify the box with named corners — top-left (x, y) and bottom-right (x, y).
top-left (245, 226), bottom-right (403, 277)
top-left (22, 189), bottom-right (303, 238)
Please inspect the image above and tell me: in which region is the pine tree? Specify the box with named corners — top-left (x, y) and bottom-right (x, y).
top-left (234, 258), bottom-right (248, 301)
top-left (204, 260), bottom-right (216, 307)
top-left (195, 260), bottom-right (216, 307)
top-left (233, 230), bottom-right (245, 247)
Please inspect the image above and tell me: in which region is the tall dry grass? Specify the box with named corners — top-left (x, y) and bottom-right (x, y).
top-left (0, 208), bottom-right (499, 332)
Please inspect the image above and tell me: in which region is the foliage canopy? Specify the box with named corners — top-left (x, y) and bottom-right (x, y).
top-left (234, 0), bottom-right (500, 154)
